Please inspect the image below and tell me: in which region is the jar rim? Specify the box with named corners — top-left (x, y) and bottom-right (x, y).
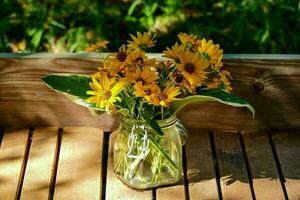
top-left (120, 114), bottom-right (177, 128)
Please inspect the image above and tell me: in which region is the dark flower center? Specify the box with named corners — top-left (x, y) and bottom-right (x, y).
top-left (104, 91), bottom-right (111, 100)
top-left (117, 52), bottom-right (127, 62)
top-left (174, 73), bottom-right (184, 83)
top-left (134, 56), bottom-right (144, 68)
top-left (136, 77), bottom-right (146, 85)
top-left (184, 62), bottom-right (195, 73)
top-left (158, 93), bottom-right (168, 101)
top-left (144, 89), bottom-right (151, 95)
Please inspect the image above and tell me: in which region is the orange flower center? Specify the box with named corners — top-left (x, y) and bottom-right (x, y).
top-left (184, 62), bottom-right (195, 74)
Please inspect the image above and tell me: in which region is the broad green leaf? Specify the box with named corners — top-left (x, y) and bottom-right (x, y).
top-left (141, 107), bottom-right (164, 136)
top-left (41, 74), bottom-right (104, 111)
top-left (171, 89), bottom-right (255, 117)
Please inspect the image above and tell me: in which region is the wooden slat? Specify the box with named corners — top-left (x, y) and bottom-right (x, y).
top-left (156, 146), bottom-right (185, 200)
top-left (20, 127), bottom-right (58, 199)
top-left (272, 131), bottom-right (300, 200)
top-left (185, 129), bottom-right (219, 199)
top-left (156, 185), bottom-right (185, 200)
top-left (243, 131), bottom-right (285, 199)
top-left (0, 128), bottom-right (29, 200)
top-left (54, 127), bottom-right (103, 200)
top-left (214, 132), bottom-right (253, 200)
top-left (105, 132), bottom-right (152, 200)
top-left (1, 55), bottom-right (300, 131)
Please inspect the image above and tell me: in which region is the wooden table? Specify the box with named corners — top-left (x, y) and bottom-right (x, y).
top-left (0, 54), bottom-right (300, 199)
top-left (1, 127), bottom-right (299, 200)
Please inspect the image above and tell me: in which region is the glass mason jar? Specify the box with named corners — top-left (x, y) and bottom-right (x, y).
top-left (113, 115), bottom-right (188, 189)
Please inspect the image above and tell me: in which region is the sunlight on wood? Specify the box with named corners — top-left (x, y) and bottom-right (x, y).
top-left (273, 132), bottom-right (300, 199)
top-left (186, 130), bottom-right (219, 199)
top-left (21, 127), bottom-right (58, 200)
top-left (54, 127), bottom-right (103, 200)
top-left (188, 179), bottom-right (218, 199)
top-left (220, 177), bottom-right (253, 200)
top-left (243, 132), bottom-right (285, 199)
top-left (156, 185), bottom-right (185, 200)
top-left (215, 132), bottom-right (253, 200)
top-left (0, 128), bottom-right (28, 200)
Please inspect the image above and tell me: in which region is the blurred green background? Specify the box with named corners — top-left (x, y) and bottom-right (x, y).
top-left (1, 0), bottom-right (300, 53)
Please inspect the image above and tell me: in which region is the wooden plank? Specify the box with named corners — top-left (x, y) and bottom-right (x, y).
top-left (243, 131), bottom-right (285, 199)
top-left (1, 56), bottom-right (300, 131)
top-left (0, 128), bottom-right (29, 200)
top-left (54, 127), bottom-right (103, 200)
top-left (105, 132), bottom-right (152, 200)
top-left (214, 131), bottom-right (253, 200)
top-left (185, 129), bottom-right (219, 200)
top-left (272, 131), bottom-right (300, 200)
top-left (20, 127), bottom-right (58, 199)
top-left (156, 185), bottom-right (185, 200)
top-left (0, 57), bottom-right (118, 132)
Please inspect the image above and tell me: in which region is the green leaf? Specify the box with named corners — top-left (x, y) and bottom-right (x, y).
top-left (171, 89), bottom-right (255, 117)
top-left (41, 74), bottom-right (103, 111)
top-left (141, 107), bottom-right (164, 136)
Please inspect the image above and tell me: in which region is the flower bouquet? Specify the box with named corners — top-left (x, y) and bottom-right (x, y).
top-left (42, 32), bottom-right (254, 189)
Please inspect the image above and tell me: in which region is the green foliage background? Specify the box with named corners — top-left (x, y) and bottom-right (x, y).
top-left (1, 0), bottom-right (299, 53)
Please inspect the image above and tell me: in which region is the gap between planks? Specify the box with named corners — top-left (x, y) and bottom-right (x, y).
top-left (1, 128), bottom-right (298, 200)
top-left (0, 127), bottom-right (104, 200)
top-left (48, 128), bottom-right (63, 200)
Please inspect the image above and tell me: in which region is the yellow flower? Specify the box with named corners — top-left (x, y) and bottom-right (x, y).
top-left (206, 70), bottom-right (232, 92)
top-left (127, 32), bottom-right (156, 50)
top-left (177, 50), bottom-right (209, 87)
top-left (85, 40), bottom-right (109, 52)
top-left (107, 45), bottom-right (133, 73)
top-left (134, 82), bottom-right (160, 104)
top-left (125, 68), bottom-right (159, 85)
top-left (156, 85), bottom-right (181, 107)
top-left (170, 69), bottom-right (194, 93)
top-left (198, 39), bottom-right (223, 66)
top-left (86, 76), bottom-right (125, 113)
top-left (178, 33), bottom-right (198, 45)
top-left (95, 59), bottom-right (120, 78)
top-left (163, 43), bottom-right (185, 60)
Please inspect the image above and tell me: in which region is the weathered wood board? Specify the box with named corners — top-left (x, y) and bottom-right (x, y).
top-left (21, 127), bottom-right (58, 200)
top-left (186, 129), bottom-right (219, 200)
top-left (0, 128), bottom-right (29, 200)
top-left (54, 127), bottom-right (103, 200)
top-left (214, 131), bottom-right (253, 200)
top-left (272, 131), bottom-right (300, 200)
top-left (243, 131), bottom-right (285, 200)
top-left (1, 54), bottom-right (300, 132)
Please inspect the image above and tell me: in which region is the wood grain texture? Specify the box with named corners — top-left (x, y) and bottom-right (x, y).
top-left (243, 131), bottom-right (285, 200)
top-left (20, 127), bottom-right (58, 200)
top-left (54, 127), bottom-right (103, 200)
top-left (214, 131), bottom-right (253, 200)
top-left (186, 129), bottom-right (219, 200)
top-left (1, 55), bottom-right (300, 131)
top-left (0, 128), bottom-right (29, 200)
top-left (105, 132), bottom-right (152, 200)
top-left (156, 185), bottom-right (185, 200)
top-left (0, 57), bottom-right (118, 132)
top-left (272, 131), bottom-right (300, 200)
